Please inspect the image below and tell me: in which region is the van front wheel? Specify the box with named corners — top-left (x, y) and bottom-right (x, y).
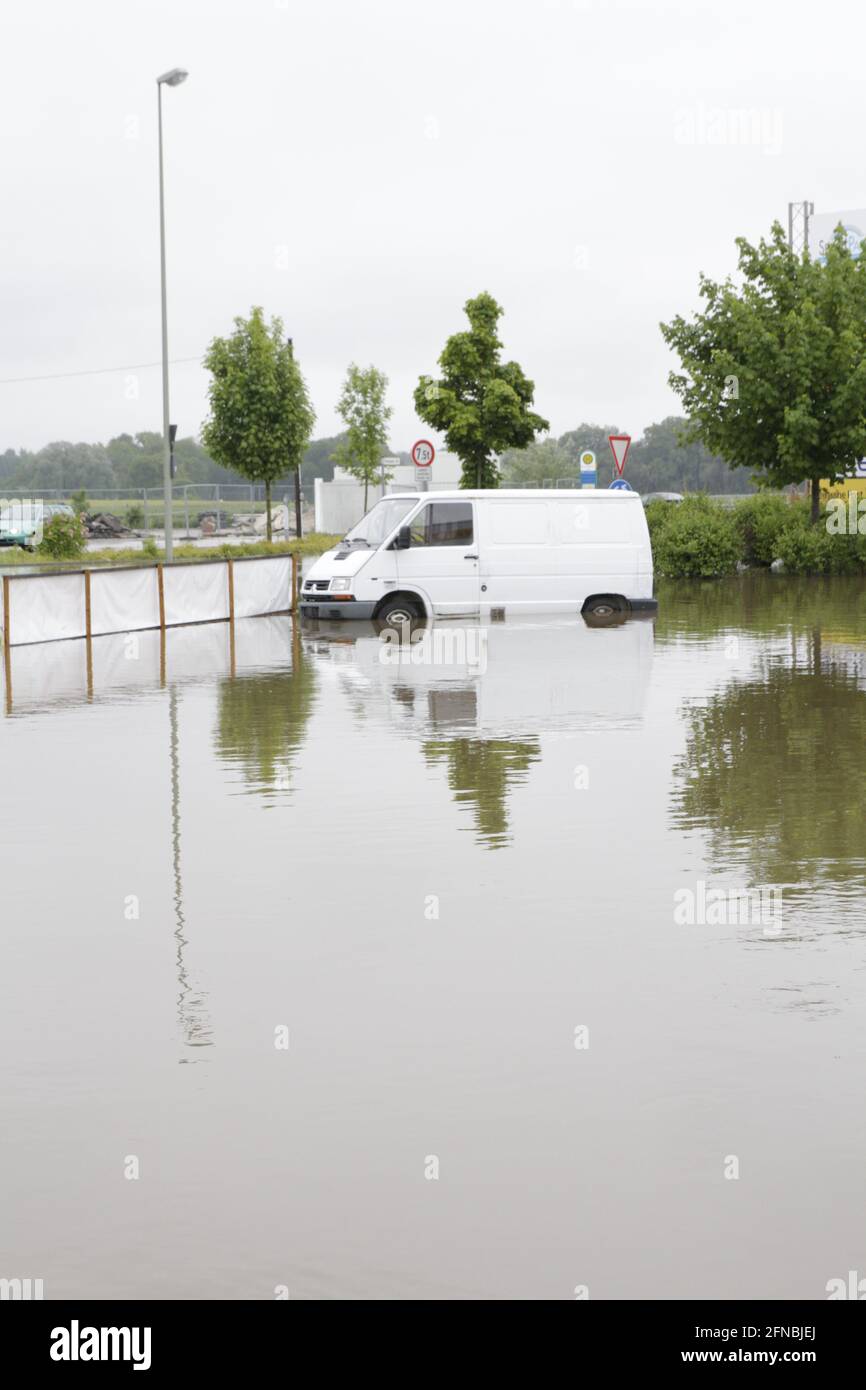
top-left (375, 595), bottom-right (423, 627)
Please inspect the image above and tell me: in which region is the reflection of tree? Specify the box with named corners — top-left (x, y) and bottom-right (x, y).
top-left (424, 738), bottom-right (540, 849)
top-left (655, 573), bottom-right (866, 644)
top-left (215, 648), bottom-right (317, 793)
top-left (673, 640), bottom-right (866, 887)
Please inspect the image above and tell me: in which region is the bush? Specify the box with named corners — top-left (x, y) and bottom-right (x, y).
top-left (70, 488), bottom-right (89, 516)
top-left (776, 519), bottom-right (866, 575)
top-left (125, 502), bottom-right (145, 528)
top-left (652, 495), bottom-right (740, 577)
top-left (643, 498), bottom-right (678, 552)
top-left (732, 493), bottom-right (804, 566)
top-left (38, 512), bottom-right (86, 559)
top-left (141, 537), bottom-right (159, 561)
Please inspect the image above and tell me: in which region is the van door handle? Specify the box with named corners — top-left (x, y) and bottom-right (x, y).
top-left (464, 553), bottom-right (478, 560)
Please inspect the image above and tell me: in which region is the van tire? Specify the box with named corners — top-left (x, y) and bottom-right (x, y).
top-left (583, 595), bottom-right (627, 617)
top-left (374, 594), bottom-right (424, 627)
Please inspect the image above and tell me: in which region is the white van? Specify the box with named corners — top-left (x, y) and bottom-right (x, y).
top-left (299, 489), bottom-right (656, 623)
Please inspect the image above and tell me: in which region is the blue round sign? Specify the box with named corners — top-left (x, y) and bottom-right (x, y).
top-left (609, 478), bottom-right (633, 491)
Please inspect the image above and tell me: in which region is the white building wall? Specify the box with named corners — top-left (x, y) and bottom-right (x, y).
top-left (314, 454), bottom-right (464, 534)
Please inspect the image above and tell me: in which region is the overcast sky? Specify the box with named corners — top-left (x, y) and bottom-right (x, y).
top-left (1, 0), bottom-right (861, 455)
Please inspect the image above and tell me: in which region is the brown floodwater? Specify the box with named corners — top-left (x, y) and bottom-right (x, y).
top-left (1, 575), bottom-right (865, 1299)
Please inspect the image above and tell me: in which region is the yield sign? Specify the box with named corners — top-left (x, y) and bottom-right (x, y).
top-left (608, 435), bottom-right (631, 476)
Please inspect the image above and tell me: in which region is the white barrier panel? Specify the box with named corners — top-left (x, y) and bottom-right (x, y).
top-left (163, 562), bottom-right (230, 627)
top-left (3, 634), bottom-right (89, 706)
top-left (2, 554), bottom-right (296, 647)
top-left (233, 556), bottom-right (291, 618)
top-left (163, 623), bottom-right (232, 681)
top-left (8, 573), bottom-right (87, 645)
top-left (90, 565), bottom-right (161, 637)
top-left (91, 629), bottom-right (163, 692)
top-left (233, 614), bottom-right (294, 668)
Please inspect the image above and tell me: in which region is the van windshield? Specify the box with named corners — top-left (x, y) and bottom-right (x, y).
top-left (343, 497), bottom-right (417, 548)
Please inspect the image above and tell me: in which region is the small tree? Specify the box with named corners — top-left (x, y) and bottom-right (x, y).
top-left (38, 512), bottom-right (86, 559)
top-left (661, 224), bottom-right (866, 521)
top-left (202, 307), bottom-right (315, 541)
top-left (332, 364), bottom-right (393, 510)
top-left (414, 292), bottom-right (548, 488)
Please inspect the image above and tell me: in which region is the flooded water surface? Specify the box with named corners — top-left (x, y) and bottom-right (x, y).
top-left (2, 576), bottom-right (865, 1299)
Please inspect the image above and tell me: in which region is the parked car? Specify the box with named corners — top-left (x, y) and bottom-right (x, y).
top-left (0, 500), bottom-right (75, 549)
top-left (42, 502), bottom-right (75, 520)
top-left (641, 491), bottom-right (683, 505)
top-left (299, 489), bottom-right (656, 624)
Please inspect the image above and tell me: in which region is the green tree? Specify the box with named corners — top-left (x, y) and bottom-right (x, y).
top-left (661, 223), bottom-right (866, 521)
top-left (332, 364), bottom-right (393, 510)
top-left (500, 437), bottom-right (570, 484)
top-left (629, 416), bottom-right (751, 494)
top-left (414, 292), bottom-right (548, 488)
top-left (26, 441), bottom-right (115, 492)
top-left (301, 433), bottom-right (345, 486)
top-left (202, 307), bottom-right (315, 540)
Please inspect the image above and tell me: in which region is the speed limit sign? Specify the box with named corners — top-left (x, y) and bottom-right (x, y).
top-left (411, 439), bottom-right (435, 468)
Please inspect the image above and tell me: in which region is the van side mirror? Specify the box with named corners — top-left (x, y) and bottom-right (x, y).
top-left (394, 525), bottom-right (411, 550)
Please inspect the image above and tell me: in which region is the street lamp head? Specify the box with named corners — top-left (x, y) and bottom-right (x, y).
top-left (157, 68), bottom-right (189, 87)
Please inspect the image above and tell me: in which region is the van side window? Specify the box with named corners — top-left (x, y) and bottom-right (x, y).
top-left (409, 502), bottom-right (473, 547)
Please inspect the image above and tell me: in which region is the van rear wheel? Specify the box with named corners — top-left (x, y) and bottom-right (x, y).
top-left (582, 596), bottom-right (628, 628)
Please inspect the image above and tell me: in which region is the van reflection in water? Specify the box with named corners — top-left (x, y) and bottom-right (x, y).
top-left (300, 611), bottom-right (653, 848)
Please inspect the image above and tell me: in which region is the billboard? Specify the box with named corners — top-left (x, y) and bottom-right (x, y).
top-left (809, 208), bottom-right (866, 263)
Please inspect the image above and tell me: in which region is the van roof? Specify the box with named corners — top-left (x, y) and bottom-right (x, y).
top-left (390, 489), bottom-right (640, 501)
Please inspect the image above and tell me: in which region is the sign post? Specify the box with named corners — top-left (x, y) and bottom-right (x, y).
top-left (608, 434), bottom-right (631, 479)
top-left (411, 439), bottom-right (435, 492)
top-left (579, 449), bottom-right (597, 489)
top-left (380, 455), bottom-right (400, 496)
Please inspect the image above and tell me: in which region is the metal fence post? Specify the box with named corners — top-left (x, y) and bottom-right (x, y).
top-left (2, 574), bottom-right (10, 649)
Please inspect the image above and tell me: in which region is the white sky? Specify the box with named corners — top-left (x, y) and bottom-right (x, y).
top-left (0, 0), bottom-right (860, 453)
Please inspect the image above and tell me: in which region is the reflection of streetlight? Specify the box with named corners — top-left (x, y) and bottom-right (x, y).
top-left (169, 684), bottom-right (213, 1056)
top-left (157, 67), bottom-right (188, 562)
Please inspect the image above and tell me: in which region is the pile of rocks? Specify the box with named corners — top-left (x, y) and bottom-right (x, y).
top-left (196, 510), bottom-right (233, 533)
top-left (84, 512), bottom-right (133, 538)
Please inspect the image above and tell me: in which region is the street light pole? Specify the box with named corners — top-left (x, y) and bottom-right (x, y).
top-left (157, 67), bottom-right (188, 562)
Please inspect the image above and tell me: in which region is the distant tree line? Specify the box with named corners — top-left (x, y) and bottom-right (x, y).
top-left (0, 431), bottom-right (390, 495)
top-left (501, 418), bottom-right (756, 494)
top-left (0, 415), bottom-right (754, 497)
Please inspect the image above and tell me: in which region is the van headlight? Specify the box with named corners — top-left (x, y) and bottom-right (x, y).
top-left (330, 578), bottom-right (352, 592)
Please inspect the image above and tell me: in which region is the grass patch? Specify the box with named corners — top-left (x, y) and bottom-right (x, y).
top-left (0, 534), bottom-right (340, 571)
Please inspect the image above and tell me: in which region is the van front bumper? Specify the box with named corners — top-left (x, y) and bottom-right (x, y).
top-left (628, 597), bottom-right (658, 613)
top-left (299, 597), bottom-right (377, 620)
